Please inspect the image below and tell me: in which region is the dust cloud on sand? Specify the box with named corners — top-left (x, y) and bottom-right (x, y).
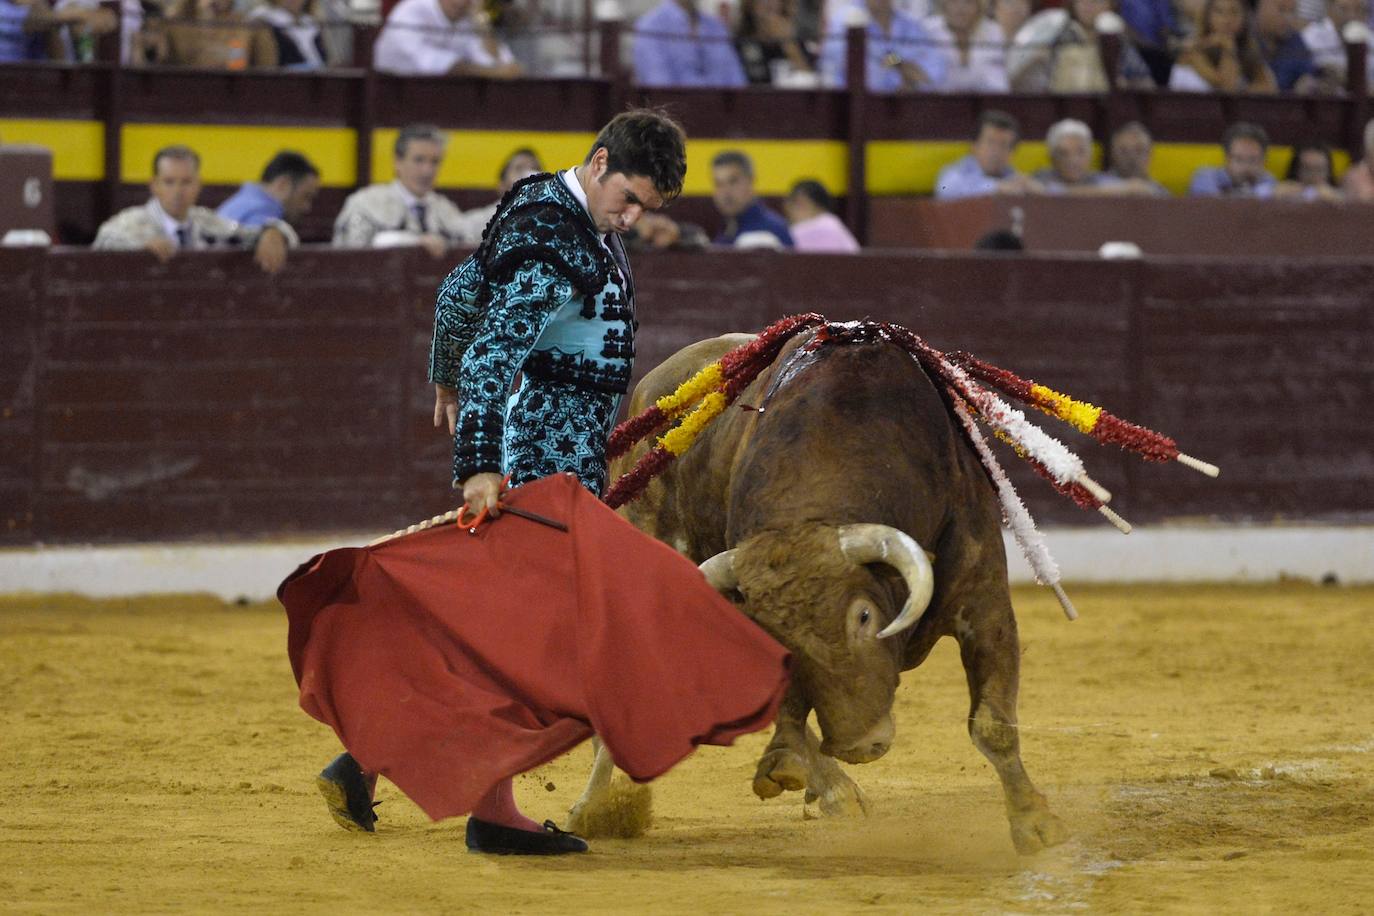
top-left (2, 584), bottom-right (1372, 913)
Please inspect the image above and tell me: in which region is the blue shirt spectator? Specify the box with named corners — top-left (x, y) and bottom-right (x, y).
top-left (933, 110), bottom-right (1031, 200)
top-left (820, 0), bottom-right (948, 91)
top-left (717, 200), bottom-right (795, 247)
top-left (633, 0), bottom-right (747, 88)
top-left (1261, 31), bottom-right (1318, 90)
top-left (217, 182), bottom-right (285, 225)
top-left (1189, 122), bottom-right (1279, 198)
top-left (1119, 0), bottom-right (1178, 49)
top-left (1, 0), bottom-right (44, 61)
top-left (935, 155), bottom-right (1020, 200)
top-left (711, 149), bottom-right (794, 247)
top-left (1256, 0), bottom-right (1319, 90)
top-left (1187, 166), bottom-right (1278, 197)
top-left (218, 151), bottom-right (321, 228)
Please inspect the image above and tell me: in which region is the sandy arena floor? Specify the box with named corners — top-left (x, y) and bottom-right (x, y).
top-left (2, 583), bottom-right (1372, 914)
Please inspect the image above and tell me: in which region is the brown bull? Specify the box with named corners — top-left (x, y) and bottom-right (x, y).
top-left (571, 326), bottom-right (1068, 854)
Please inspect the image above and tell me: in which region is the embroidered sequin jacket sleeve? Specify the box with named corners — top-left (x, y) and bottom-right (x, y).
top-left (428, 172), bottom-right (635, 489)
top-left (449, 261), bottom-right (577, 481)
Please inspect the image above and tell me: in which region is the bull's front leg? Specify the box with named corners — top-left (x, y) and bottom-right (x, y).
top-left (753, 686), bottom-right (868, 818)
top-left (567, 736), bottom-right (653, 838)
top-left (752, 686), bottom-right (811, 798)
top-left (958, 606), bottom-right (1069, 854)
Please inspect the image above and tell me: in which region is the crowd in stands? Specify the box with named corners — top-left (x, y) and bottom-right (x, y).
top-left (4, 0), bottom-right (1374, 97)
top-left (74, 110), bottom-right (1374, 269)
top-left (935, 108), bottom-right (1374, 201)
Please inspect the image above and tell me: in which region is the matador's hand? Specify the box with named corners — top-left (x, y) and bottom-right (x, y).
top-left (461, 472), bottom-right (505, 518)
top-left (434, 384), bottom-right (458, 435)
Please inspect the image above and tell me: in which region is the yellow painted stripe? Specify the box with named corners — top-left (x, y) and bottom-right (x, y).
top-left (0, 119), bottom-right (105, 181)
top-left (25, 119), bottom-right (1359, 198)
top-left (682, 140), bottom-right (849, 196)
top-left (872, 140), bottom-right (1100, 195)
top-left (370, 128), bottom-right (597, 189)
top-left (370, 131), bottom-right (849, 195)
top-left (121, 124), bottom-right (358, 186)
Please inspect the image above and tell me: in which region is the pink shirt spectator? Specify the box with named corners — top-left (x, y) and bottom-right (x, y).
top-left (790, 212), bottom-right (860, 252)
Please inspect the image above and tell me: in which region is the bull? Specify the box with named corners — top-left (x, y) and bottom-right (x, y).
top-left (570, 324), bottom-right (1068, 854)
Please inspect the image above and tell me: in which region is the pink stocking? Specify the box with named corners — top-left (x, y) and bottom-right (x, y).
top-left (470, 778), bottom-right (541, 832)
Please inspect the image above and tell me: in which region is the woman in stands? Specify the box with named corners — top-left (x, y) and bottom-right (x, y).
top-left (1169, 0), bottom-right (1278, 92)
top-left (1277, 140), bottom-right (1343, 200)
top-left (734, 0), bottom-right (816, 85)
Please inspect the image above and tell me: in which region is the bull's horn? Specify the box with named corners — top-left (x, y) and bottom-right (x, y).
top-left (837, 524), bottom-right (935, 639)
top-left (699, 549), bottom-right (740, 593)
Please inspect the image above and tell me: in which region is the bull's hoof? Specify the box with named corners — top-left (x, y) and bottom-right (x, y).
top-left (753, 748), bottom-right (808, 799)
top-left (1009, 804), bottom-right (1070, 854)
top-left (802, 776), bottom-right (869, 820)
top-left (567, 777), bottom-right (653, 839)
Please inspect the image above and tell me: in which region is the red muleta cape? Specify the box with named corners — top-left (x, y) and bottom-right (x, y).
top-left (278, 473), bottom-right (791, 822)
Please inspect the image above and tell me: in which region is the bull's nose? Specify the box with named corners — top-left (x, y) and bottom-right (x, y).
top-left (820, 717), bottom-right (894, 764)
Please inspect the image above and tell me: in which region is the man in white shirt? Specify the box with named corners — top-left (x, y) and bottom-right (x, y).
top-left (372, 0), bottom-right (521, 77)
top-left (332, 124), bottom-right (482, 257)
top-left (92, 145), bottom-right (294, 274)
top-left (1302, 0), bottom-right (1374, 89)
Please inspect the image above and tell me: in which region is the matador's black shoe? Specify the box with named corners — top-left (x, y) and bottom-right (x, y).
top-left (316, 752), bottom-right (379, 833)
top-left (465, 818), bottom-right (589, 855)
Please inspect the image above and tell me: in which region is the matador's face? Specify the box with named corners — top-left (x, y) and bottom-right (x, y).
top-left (581, 147), bottom-right (665, 236)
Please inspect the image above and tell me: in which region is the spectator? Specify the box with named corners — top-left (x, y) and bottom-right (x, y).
top-left (1170, 0), bottom-right (1277, 91)
top-left (373, 0), bottom-right (522, 77)
top-left (1187, 122), bottom-right (1279, 197)
top-left (2, 0), bottom-right (113, 62)
top-left (734, 0), bottom-right (816, 86)
top-left (782, 179), bottom-right (860, 252)
top-left (1302, 0), bottom-right (1374, 90)
top-left (52, 0), bottom-right (130, 62)
top-left (992, 0), bottom-right (1030, 47)
top-left (1008, 0), bottom-right (1153, 91)
top-left (217, 150), bottom-right (321, 227)
top-left (248, 0), bottom-right (326, 69)
top-left (93, 145), bottom-right (295, 274)
top-left (924, 0), bottom-right (1010, 92)
top-left (1255, 0), bottom-right (1320, 90)
top-left (1340, 116), bottom-right (1374, 200)
top-left (934, 109), bottom-right (1039, 199)
top-left (333, 124), bottom-right (480, 256)
top-left (1107, 121), bottom-right (1171, 194)
top-left (1276, 140), bottom-right (1343, 199)
top-left (453, 146), bottom-right (545, 239)
top-left (633, 0), bottom-right (747, 87)
top-left (624, 211), bottom-right (710, 251)
top-left (156, 0), bottom-right (279, 69)
top-left (1032, 118), bottom-right (1122, 192)
top-left (711, 150), bottom-right (794, 247)
top-left (1119, 0), bottom-right (1182, 84)
top-left (819, 0), bottom-right (949, 91)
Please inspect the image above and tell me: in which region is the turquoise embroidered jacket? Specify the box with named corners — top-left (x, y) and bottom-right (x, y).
top-left (428, 172), bottom-right (636, 484)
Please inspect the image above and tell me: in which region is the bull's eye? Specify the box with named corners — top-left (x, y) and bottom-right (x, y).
top-left (859, 609), bottom-right (871, 626)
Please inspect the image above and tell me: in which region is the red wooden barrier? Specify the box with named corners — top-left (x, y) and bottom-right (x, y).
top-left (3, 246), bottom-right (1371, 544)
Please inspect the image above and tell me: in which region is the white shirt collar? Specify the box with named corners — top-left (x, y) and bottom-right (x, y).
top-left (147, 197), bottom-right (189, 242)
top-left (559, 168), bottom-right (591, 217)
top-left (393, 180), bottom-right (425, 209)
top-left (559, 168), bottom-right (621, 272)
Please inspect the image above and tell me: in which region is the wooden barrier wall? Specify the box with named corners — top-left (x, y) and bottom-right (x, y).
top-left (2, 246), bottom-right (1372, 545)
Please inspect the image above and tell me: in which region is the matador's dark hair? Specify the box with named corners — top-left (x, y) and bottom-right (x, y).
top-left (585, 108), bottom-right (688, 202)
